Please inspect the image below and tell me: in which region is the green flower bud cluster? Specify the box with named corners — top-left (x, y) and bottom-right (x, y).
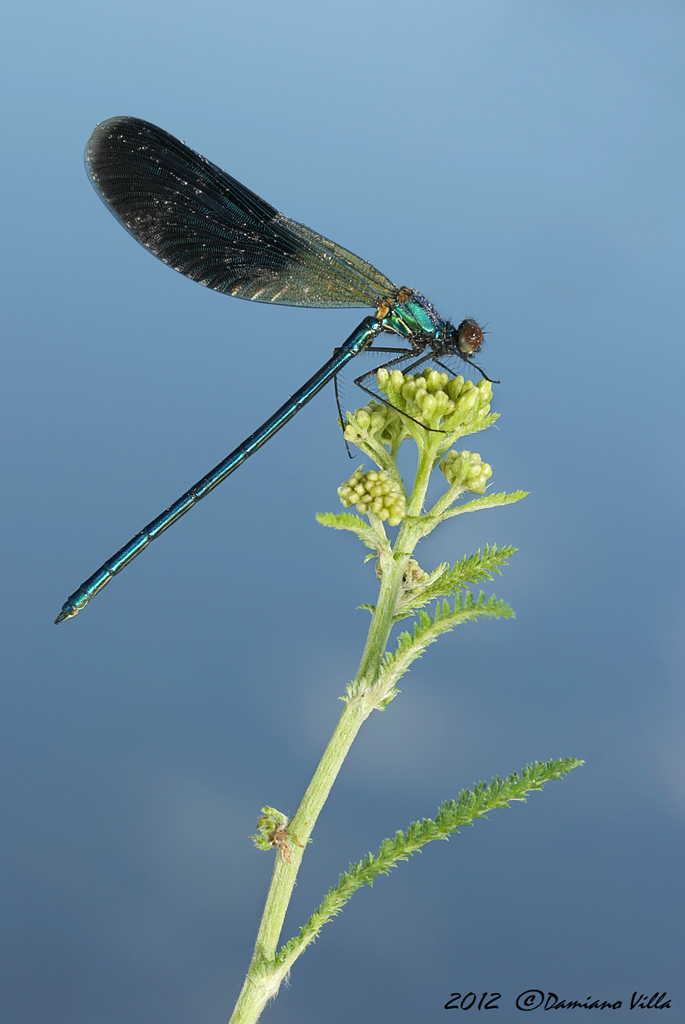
top-left (342, 370), bottom-right (495, 461)
top-left (338, 467), bottom-right (406, 525)
top-left (342, 400), bottom-right (399, 448)
top-left (251, 806), bottom-right (288, 852)
top-left (401, 558), bottom-right (430, 597)
top-left (376, 368), bottom-right (493, 433)
top-left (440, 449), bottom-right (493, 494)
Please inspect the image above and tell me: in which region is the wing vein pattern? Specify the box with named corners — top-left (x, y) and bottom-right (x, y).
top-left (85, 117), bottom-right (397, 308)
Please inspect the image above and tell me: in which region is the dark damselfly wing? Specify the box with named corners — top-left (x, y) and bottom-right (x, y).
top-left (85, 117), bottom-right (398, 309)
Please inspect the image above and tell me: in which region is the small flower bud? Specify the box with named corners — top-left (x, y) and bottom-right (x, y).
top-left (445, 376), bottom-right (465, 401)
top-left (418, 391), bottom-right (437, 418)
top-left (401, 379), bottom-right (417, 402)
top-left (477, 378), bottom-right (493, 401)
top-left (453, 384), bottom-right (479, 417)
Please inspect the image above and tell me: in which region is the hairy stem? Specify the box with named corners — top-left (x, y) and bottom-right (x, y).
top-left (229, 445), bottom-right (438, 1023)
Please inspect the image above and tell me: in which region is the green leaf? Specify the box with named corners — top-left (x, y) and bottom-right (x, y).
top-left (316, 511), bottom-right (371, 532)
top-left (441, 489), bottom-right (529, 520)
top-left (396, 544), bottom-right (517, 616)
top-left (275, 759), bottom-right (583, 968)
top-left (377, 592), bottom-right (514, 695)
top-left (316, 511), bottom-right (386, 551)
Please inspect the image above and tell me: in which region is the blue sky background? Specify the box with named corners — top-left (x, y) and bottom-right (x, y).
top-left (2, 1), bottom-right (684, 1021)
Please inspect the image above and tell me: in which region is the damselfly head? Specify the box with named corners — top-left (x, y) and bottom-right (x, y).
top-left (453, 318), bottom-right (484, 358)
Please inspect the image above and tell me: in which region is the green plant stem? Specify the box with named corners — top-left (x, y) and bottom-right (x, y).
top-left (356, 441), bottom-right (436, 686)
top-left (228, 700), bottom-right (368, 1023)
top-left (229, 446), bottom-right (437, 1024)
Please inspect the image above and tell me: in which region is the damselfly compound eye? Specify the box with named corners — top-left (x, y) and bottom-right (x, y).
top-left (456, 318), bottom-right (484, 356)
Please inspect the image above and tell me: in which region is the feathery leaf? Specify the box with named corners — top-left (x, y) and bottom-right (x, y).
top-left (377, 592), bottom-right (514, 696)
top-left (441, 490), bottom-right (529, 520)
top-left (396, 545), bottom-right (517, 616)
top-left (275, 759), bottom-right (583, 969)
